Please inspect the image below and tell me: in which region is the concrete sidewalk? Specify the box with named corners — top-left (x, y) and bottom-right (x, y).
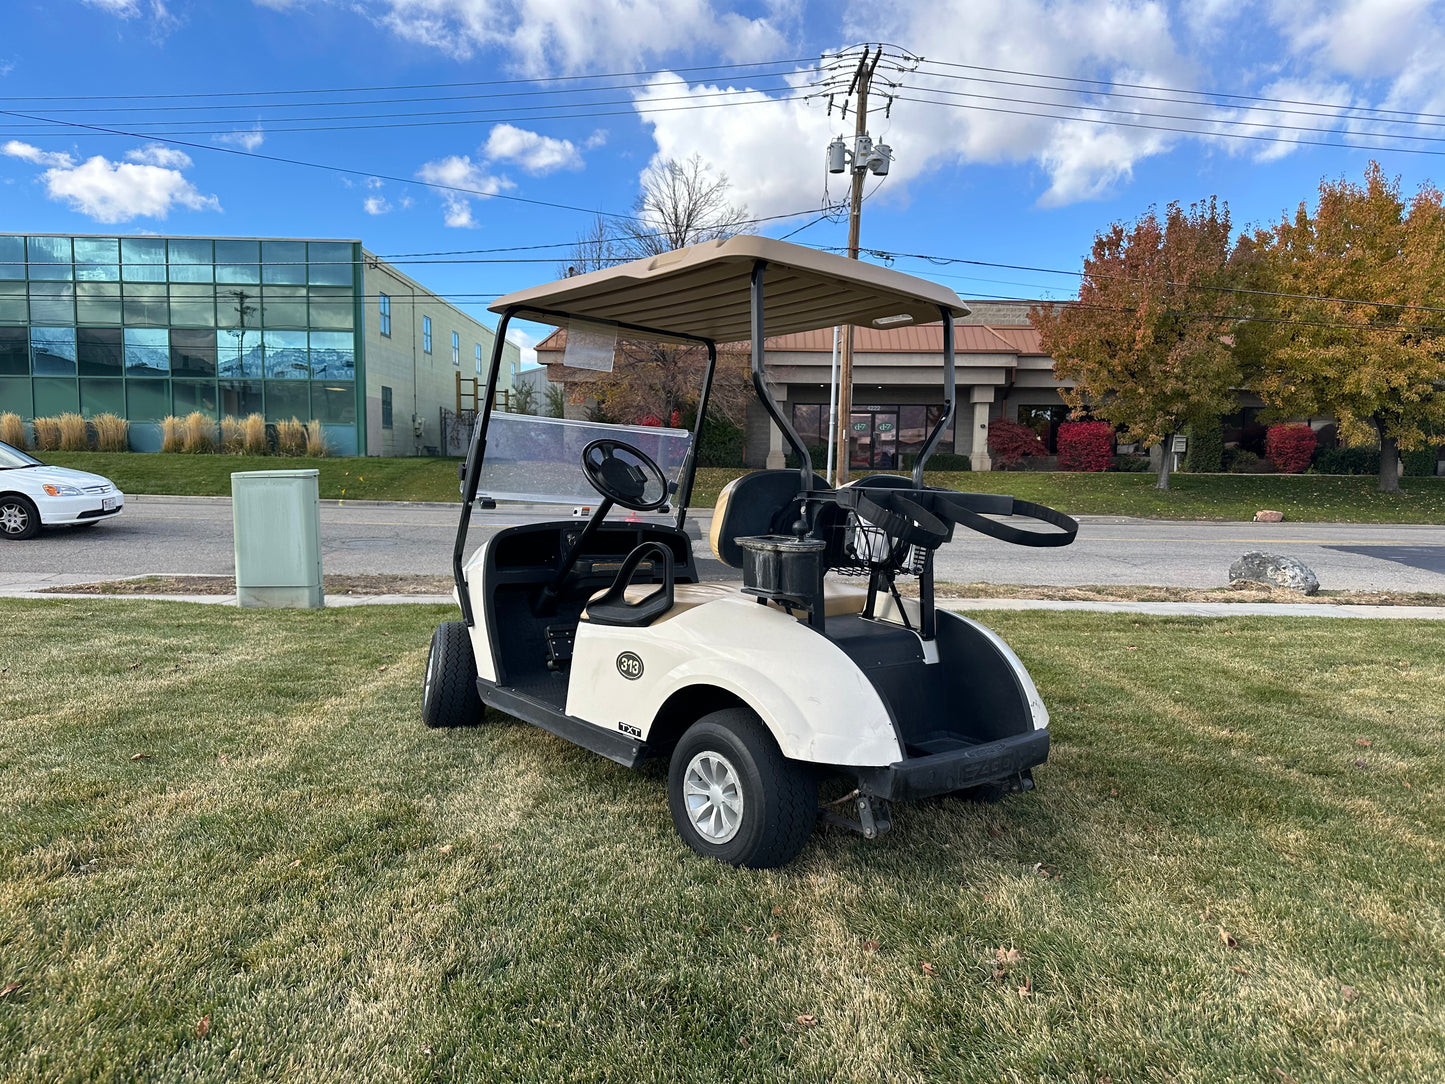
top-left (4, 587), bottom-right (1443, 619)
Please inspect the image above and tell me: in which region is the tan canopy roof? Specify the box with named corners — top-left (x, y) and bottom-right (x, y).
top-left (489, 236), bottom-right (970, 342)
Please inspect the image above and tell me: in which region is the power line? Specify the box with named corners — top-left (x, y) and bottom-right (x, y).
top-left (857, 247), bottom-right (1445, 318)
top-left (894, 82), bottom-right (1445, 145)
top-left (905, 64), bottom-right (1445, 133)
top-left (0, 88), bottom-right (839, 139)
top-left (0, 105), bottom-right (841, 229)
top-left (893, 93), bottom-right (1445, 158)
top-left (0, 57), bottom-right (821, 103)
top-left (911, 58), bottom-right (1445, 124)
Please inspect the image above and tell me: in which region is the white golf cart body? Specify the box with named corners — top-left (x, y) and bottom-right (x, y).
top-left (437, 236), bottom-right (1075, 860)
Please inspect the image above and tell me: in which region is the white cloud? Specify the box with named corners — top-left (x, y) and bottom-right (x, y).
top-left (81, 0), bottom-right (142, 13)
top-left (81, 0), bottom-right (176, 32)
top-left (124, 143), bottom-right (193, 169)
top-left (415, 154), bottom-right (515, 227)
top-left (216, 125), bottom-right (266, 152)
top-left (24, 153), bottom-right (220, 223)
top-left (363, 195), bottom-right (391, 214)
top-left (3, 141), bottom-right (76, 168)
top-left (483, 123), bottom-right (584, 174)
top-left (363, 0), bottom-right (789, 71)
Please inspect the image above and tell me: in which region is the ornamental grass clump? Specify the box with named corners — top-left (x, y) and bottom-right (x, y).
top-left (160, 415), bottom-right (185, 454)
top-left (1266, 424), bottom-right (1317, 474)
top-left (220, 416), bottom-right (245, 454)
top-left (32, 416), bottom-right (61, 451)
top-left (305, 419), bottom-right (331, 457)
top-left (242, 413), bottom-right (269, 456)
top-left (182, 411), bottom-right (216, 454)
top-left (92, 413), bottom-right (129, 452)
top-left (275, 417), bottom-right (306, 457)
top-left (1, 411), bottom-right (29, 449)
top-left (57, 412), bottom-right (90, 451)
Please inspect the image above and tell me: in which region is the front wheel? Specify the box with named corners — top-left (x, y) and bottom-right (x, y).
top-left (0, 495), bottom-right (40, 540)
top-left (667, 708), bottom-right (818, 869)
top-left (421, 621), bottom-right (483, 728)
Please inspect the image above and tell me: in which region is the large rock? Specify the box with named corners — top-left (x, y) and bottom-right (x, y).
top-left (1229, 551), bottom-right (1320, 595)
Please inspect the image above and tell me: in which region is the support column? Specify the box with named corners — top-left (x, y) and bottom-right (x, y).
top-left (765, 419), bottom-right (786, 470)
top-left (969, 387), bottom-right (994, 471)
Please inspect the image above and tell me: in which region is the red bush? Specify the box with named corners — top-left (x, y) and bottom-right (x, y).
top-left (987, 419), bottom-right (1046, 467)
top-left (1057, 421), bottom-right (1114, 472)
top-left (1265, 424), bottom-right (1317, 474)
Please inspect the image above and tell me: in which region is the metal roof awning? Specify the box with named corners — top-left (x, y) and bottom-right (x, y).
top-left (489, 236), bottom-right (971, 342)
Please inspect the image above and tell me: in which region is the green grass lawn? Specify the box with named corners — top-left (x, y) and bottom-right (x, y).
top-left (39, 451), bottom-right (1443, 522)
top-left (696, 467), bottom-right (1445, 523)
top-left (2, 601), bottom-right (1442, 1082)
top-left (42, 451), bottom-right (464, 504)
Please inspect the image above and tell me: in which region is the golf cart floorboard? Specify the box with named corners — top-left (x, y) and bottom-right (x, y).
top-left (477, 679), bottom-right (647, 768)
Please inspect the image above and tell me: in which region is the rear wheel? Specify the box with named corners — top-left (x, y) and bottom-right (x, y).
top-left (421, 621), bottom-right (483, 728)
top-left (667, 708), bottom-right (818, 869)
top-left (0, 495), bottom-right (39, 540)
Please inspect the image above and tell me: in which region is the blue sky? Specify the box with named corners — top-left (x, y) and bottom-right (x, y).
top-left (4, 0), bottom-right (1445, 362)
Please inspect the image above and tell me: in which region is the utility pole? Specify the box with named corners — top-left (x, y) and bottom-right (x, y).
top-left (827, 46), bottom-right (890, 486)
top-left (227, 289), bottom-right (256, 378)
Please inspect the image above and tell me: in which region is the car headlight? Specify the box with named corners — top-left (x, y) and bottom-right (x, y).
top-left (42, 483), bottom-right (83, 497)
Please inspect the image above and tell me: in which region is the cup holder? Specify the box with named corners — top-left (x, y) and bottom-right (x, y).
top-left (736, 535), bottom-right (826, 612)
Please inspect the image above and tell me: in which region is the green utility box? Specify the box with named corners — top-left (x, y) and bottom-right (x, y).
top-left (231, 469), bottom-right (324, 609)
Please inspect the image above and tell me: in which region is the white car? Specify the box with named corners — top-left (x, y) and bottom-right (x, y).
top-left (0, 440), bottom-right (125, 540)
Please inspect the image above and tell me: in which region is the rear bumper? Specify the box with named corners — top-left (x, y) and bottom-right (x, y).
top-left (853, 729), bottom-right (1050, 802)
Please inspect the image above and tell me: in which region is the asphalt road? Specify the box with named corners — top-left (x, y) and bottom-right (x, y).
top-left (3, 495), bottom-right (1444, 593)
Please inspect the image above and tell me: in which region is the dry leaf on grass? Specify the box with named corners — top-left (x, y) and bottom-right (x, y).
top-left (195, 1015), bottom-right (210, 1038)
top-left (0, 983), bottom-right (21, 998)
top-left (862, 939), bottom-right (880, 953)
top-left (738, 1036), bottom-right (749, 1049)
top-left (1032, 863), bottom-right (1053, 879)
top-left (1230, 965), bottom-right (1250, 976)
top-left (377, 665), bottom-right (388, 672)
top-left (995, 947), bottom-right (1023, 965)
top-left (795, 1014), bottom-right (817, 1027)
top-left (1272, 1070), bottom-right (1295, 1084)
top-left (289, 859), bottom-right (302, 869)
top-left (771, 905), bottom-right (782, 917)
top-left (129, 753), bottom-right (152, 761)
top-left (1219, 927), bottom-right (1238, 949)
top-left (991, 968), bottom-right (1007, 982)
top-left (1356, 738), bottom-right (1372, 747)
top-left (1125, 646), bottom-right (1138, 651)
top-left (1017, 975), bottom-right (1033, 997)
top-left (921, 962), bottom-right (936, 976)
top-left (438, 844), bottom-right (453, 854)
top-left (767, 932), bottom-right (779, 944)
top-left (1109, 788), bottom-right (1119, 797)
top-left (1341, 984), bottom-right (1359, 1002)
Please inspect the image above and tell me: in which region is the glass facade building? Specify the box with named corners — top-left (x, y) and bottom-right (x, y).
top-left (0, 234), bottom-right (365, 454)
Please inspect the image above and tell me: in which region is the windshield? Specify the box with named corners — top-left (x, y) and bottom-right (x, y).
top-left (476, 413), bottom-right (692, 505)
top-left (0, 441), bottom-right (42, 469)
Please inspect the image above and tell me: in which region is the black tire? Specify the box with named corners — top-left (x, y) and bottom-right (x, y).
top-left (421, 621), bottom-right (483, 729)
top-left (667, 708), bottom-right (818, 869)
top-left (0, 495), bottom-right (40, 540)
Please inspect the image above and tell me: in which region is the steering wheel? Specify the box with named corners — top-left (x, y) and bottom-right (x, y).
top-left (581, 438), bottom-right (669, 512)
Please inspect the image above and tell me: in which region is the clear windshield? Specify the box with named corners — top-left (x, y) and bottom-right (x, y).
top-left (477, 413), bottom-right (693, 505)
top-left (0, 442), bottom-right (42, 469)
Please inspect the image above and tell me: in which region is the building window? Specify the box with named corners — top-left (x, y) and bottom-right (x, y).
top-left (423, 316), bottom-right (432, 354)
top-left (451, 330), bottom-right (460, 366)
top-left (381, 385), bottom-right (393, 429)
top-left (475, 343), bottom-right (483, 373)
top-left (379, 293), bottom-right (390, 337)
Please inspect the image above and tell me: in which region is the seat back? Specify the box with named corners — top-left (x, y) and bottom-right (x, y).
top-left (708, 470), bottom-right (828, 568)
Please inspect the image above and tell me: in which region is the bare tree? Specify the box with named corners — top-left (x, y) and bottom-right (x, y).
top-left (555, 156), bottom-right (754, 427)
top-left (619, 154), bottom-right (751, 257)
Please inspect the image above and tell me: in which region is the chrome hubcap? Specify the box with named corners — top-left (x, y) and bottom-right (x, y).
top-left (683, 751), bottom-right (744, 844)
top-left (0, 503), bottom-right (27, 534)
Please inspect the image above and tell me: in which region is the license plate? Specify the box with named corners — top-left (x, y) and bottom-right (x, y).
top-left (102, 497), bottom-right (117, 511)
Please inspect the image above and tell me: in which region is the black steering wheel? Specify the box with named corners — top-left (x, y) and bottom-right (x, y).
top-left (581, 438), bottom-right (669, 512)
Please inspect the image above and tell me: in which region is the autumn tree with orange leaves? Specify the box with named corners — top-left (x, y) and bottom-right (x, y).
top-left (1236, 162), bottom-right (1445, 493)
top-left (1031, 198), bottom-right (1245, 490)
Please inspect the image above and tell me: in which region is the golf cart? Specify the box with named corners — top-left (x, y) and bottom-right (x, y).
top-left (424, 237), bottom-right (1077, 869)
